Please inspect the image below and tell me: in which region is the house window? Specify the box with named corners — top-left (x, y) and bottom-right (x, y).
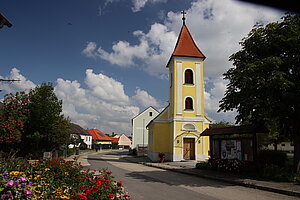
top-left (149, 112), bottom-right (152, 117)
top-left (185, 97), bottom-right (193, 110)
top-left (184, 69), bottom-right (193, 84)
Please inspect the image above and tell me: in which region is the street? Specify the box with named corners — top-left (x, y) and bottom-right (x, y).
top-left (85, 150), bottom-right (297, 200)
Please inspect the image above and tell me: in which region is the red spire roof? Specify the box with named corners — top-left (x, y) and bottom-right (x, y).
top-left (86, 129), bottom-right (112, 141)
top-left (172, 25), bottom-right (205, 59)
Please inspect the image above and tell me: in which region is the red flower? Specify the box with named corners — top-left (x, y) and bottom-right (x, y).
top-left (117, 181), bottom-right (123, 187)
top-left (107, 193), bottom-right (113, 198)
top-left (77, 193), bottom-right (87, 200)
top-left (107, 171), bottom-right (112, 175)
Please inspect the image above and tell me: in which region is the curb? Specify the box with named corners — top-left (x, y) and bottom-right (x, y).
top-left (123, 158), bottom-right (300, 198)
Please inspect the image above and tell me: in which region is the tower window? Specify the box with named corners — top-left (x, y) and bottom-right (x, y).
top-left (149, 112), bottom-right (152, 117)
top-left (185, 97), bottom-right (193, 110)
top-left (184, 69), bottom-right (193, 84)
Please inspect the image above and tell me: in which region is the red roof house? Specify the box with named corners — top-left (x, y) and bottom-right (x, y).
top-left (86, 129), bottom-right (112, 149)
top-left (87, 129), bottom-right (112, 141)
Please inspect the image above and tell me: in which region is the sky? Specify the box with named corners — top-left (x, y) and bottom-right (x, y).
top-left (0, 0), bottom-right (285, 135)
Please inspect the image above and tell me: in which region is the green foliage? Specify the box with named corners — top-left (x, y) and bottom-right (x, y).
top-left (0, 82), bottom-right (71, 156)
top-left (261, 165), bottom-right (292, 181)
top-left (219, 13), bottom-right (300, 169)
top-left (210, 120), bottom-right (234, 128)
top-left (257, 150), bottom-right (287, 167)
top-left (26, 82), bottom-right (70, 152)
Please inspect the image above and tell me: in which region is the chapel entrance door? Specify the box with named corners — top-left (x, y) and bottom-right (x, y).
top-left (183, 138), bottom-right (195, 160)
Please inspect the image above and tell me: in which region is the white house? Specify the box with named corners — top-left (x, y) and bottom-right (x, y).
top-left (70, 123), bottom-right (92, 149)
top-left (112, 134), bottom-right (132, 149)
top-left (131, 106), bottom-right (159, 150)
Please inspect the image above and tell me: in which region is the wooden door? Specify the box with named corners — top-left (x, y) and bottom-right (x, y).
top-left (183, 138), bottom-right (195, 160)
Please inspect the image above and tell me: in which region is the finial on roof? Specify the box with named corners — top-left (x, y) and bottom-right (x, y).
top-left (181, 10), bottom-right (186, 25)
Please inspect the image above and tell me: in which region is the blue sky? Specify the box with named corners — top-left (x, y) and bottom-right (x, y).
top-left (0, 0), bottom-right (284, 135)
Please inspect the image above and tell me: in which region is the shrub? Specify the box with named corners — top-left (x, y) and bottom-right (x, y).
top-left (257, 150), bottom-right (287, 167)
top-left (206, 158), bottom-right (255, 173)
top-left (195, 162), bottom-right (211, 170)
top-left (294, 173), bottom-right (300, 184)
top-left (261, 164), bottom-right (292, 181)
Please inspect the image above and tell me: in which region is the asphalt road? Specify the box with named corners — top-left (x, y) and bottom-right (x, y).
top-left (85, 150), bottom-right (297, 200)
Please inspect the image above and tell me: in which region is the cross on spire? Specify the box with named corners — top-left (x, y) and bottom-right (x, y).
top-left (181, 10), bottom-right (186, 25)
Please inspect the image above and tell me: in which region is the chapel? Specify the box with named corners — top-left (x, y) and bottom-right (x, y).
top-left (147, 12), bottom-right (211, 162)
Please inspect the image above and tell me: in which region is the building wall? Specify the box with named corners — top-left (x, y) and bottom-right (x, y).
top-left (148, 121), bottom-right (172, 161)
top-left (132, 107), bottom-right (159, 149)
top-left (80, 135), bottom-right (92, 149)
top-left (118, 134), bottom-right (132, 147)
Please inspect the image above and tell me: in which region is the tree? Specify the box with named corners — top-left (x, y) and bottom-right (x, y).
top-left (210, 120), bottom-right (234, 129)
top-left (219, 14), bottom-right (300, 170)
top-left (0, 92), bottom-right (31, 150)
top-left (25, 83), bottom-right (70, 153)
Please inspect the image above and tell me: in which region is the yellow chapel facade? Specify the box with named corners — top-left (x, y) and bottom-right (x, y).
top-left (147, 22), bottom-right (211, 162)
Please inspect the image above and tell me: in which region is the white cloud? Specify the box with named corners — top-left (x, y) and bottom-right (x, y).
top-left (0, 68), bottom-right (36, 94)
top-left (204, 76), bottom-right (237, 123)
top-left (55, 69), bottom-right (162, 134)
top-left (132, 87), bottom-right (161, 108)
top-left (82, 23), bottom-right (177, 79)
top-left (131, 0), bottom-right (167, 12)
top-left (85, 69), bottom-right (130, 105)
top-left (98, 0), bottom-right (167, 16)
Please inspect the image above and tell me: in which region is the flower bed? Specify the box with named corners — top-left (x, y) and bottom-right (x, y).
top-left (0, 158), bottom-right (131, 199)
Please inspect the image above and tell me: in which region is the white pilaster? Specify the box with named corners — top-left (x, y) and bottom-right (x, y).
top-left (176, 61), bottom-right (182, 115)
top-left (196, 63), bottom-right (201, 116)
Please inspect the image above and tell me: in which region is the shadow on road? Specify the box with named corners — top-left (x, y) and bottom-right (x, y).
top-left (125, 169), bottom-right (232, 188)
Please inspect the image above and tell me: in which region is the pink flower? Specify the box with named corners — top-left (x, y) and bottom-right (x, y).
top-left (19, 176), bottom-right (27, 182)
top-left (23, 188), bottom-right (32, 196)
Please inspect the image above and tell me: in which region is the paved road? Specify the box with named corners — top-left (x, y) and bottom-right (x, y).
top-left (85, 150), bottom-right (297, 200)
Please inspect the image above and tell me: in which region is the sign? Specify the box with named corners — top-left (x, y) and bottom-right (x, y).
top-left (43, 152), bottom-right (52, 159)
top-left (221, 140), bottom-right (241, 160)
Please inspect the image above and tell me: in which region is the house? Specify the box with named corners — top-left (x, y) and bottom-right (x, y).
top-left (86, 129), bottom-right (112, 150)
top-left (111, 134), bottom-right (132, 149)
top-left (147, 16), bottom-right (211, 162)
top-left (69, 123), bottom-right (92, 149)
top-left (131, 106), bottom-right (159, 150)
top-left (267, 142), bottom-right (294, 152)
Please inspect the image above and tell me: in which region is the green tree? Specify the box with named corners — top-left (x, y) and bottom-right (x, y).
top-left (25, 83), bottom-right (70, 154)
top-left (210, 120), bottom-right (234, 128)
top-left (219, 14), bottom-right (300, 170)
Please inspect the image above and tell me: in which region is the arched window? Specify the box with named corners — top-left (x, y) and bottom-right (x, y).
top-left (185, 97), bottom-right (193, 110)
top-left (184, 69), bottom-right (193, 84)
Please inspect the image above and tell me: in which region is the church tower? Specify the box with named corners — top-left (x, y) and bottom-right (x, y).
top-left (147, 12), bottom-right (211, 162)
